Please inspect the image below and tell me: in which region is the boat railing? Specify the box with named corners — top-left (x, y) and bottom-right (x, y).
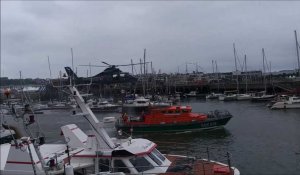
top-left (97, 154), bottom-right (235, 175)
top-left (154, 141), bottom-right (234, 166)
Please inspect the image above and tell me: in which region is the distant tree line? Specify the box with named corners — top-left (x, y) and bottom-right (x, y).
top-left (0, 77), bottom-right (48, 86)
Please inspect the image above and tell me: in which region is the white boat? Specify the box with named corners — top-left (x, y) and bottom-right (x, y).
top-left (236, 93), bottom-right (252, 101)
top-left (206, 93), bottom-right (222, 99)
top-left (186, 91), bottom-right (197, 97)
top-left (123, 97), bottom-right (150, 107)
top-left (251, 92), bottom-right (276, 102)
top-left (218, 94), bottom-right (237, 101)
top-left (88, 99), bottom-right (121, 112)
top-left (271, 96), bottom-right (300, 109)
top-left (0, 85), bottom-right (240, 175)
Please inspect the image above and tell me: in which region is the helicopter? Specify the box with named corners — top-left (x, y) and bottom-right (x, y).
top-left (64, 61), bottom-right (149, 85)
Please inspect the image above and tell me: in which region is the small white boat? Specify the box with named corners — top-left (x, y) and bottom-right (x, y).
top-left (186, 91), bottom-right (197, 97)
top-left (123, 97), bottom-right (150, 107)
top-left (271, 96), bottom-right (300, 109)
top-left (236, 94), bottom-right (252, 101)
top-left (218, 94), bottom-right (237, 101)
top-left (206, 93), bottom-right (222, 99)
top-left (88, 100), bottom-right (121, 112)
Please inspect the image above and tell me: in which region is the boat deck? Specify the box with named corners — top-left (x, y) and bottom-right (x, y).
top-left (163, 155), bottom-right (235, 175)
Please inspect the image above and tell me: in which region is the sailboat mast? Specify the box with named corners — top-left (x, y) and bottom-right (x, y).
top-left (212, 60), bottom-right (215, 73)
top-left (262, 48), bottom-right (267, 92)
top-left (215, 60), bottom-right (220, 92)
top-left (143, 48), bottom-right (146, 75)
top-left (294, 30), bottom-right (300, 76)
top-left (131, 59), bottom-right (134, 75)
top-left (244, 55), bottom-right (248, 93)
top-left (233, 43), bottom-right (239, 93)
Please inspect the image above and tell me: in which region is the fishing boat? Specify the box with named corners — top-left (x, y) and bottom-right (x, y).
top-left (116, 105), bottom-right (232, 133)
top-left (271, 96), bottom-right (300, 109)
top-left (0, 85), bottom-right (240, 175)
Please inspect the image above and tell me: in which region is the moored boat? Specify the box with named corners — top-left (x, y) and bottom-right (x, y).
top-left (88, 99), bottom-right (121, 112)
top-left (206, 93), bottom-right (222, 100)
top-left (218, 94), bottom-right (237, 101)
top-left (236, 93), bottom-right (252, 101)
top-left (116, 106), bottom-right (232, 133)
top-left (251, 92), bottom-right (276, 102)
top-left (271, 96), bottom-right (300, 109)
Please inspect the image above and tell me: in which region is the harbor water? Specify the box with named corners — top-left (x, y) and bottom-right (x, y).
top-left (24, 99), bottom-right (300, 175)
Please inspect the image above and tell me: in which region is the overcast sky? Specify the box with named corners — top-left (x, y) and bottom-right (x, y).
top-left (1, 1), bottom-right (300, 79)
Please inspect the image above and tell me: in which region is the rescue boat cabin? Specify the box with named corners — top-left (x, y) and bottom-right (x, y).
top-left (122, 106), bottom-right (208, 125)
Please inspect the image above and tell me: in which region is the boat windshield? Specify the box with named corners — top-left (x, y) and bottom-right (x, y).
top-left (129, 156), bottom-right (154, 172)
top-left (152, 148), bottom-right (166, 161)
top-left (148, 152), bottom-right (162, 165)
top-left (113, 159), bottom-right (131, 173)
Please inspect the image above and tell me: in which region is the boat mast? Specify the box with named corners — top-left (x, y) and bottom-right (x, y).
top-left (233, 43), bottom-right (239, 93)
top-left (212, 60), bottom-right (215, 74)
top-left (244, 55), bottom-right (248, 93)
top-left (143, 49), bottom-right (147, 96)
top-left (262, 48), bottom-right (267, 93)
top-left (215, 60), bottom-right (220, 92)
top-left (131, 59), bottom-right (134, 75)
top-left (294, 30), bottom-right (300, 76)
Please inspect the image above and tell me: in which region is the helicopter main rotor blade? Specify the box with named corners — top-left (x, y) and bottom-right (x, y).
top-left (79, 61), bottom-right (151, 67)
top-left (117, 62), bottom-right (151, 66)
top-left (79, 64), bottom-right (108, 67)
top-left (101, 61), bottom-right (110, 66)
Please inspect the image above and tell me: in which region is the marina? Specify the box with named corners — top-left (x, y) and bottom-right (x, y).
top-left (2, 97), bottom-right (300, 174)
top-left (2, 1), bottom-right (300, 175)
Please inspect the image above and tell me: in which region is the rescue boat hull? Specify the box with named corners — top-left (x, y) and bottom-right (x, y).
top-left (116, 117), bottom-right (232, 133)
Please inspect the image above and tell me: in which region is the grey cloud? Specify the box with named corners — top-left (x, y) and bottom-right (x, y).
top-left (1, 1), bottom-right (300, 78)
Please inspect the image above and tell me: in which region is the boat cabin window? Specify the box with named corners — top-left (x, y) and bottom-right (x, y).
top-left (129, 156), bottom-right (154, 172)
top-left (182, 109), bottom-right (189, 113)
top-left (152, 149), bottom-right (166, 161)
top-left (168, 110), bottom-right (173, 113)
top-left (113, 159), bottom-right (130, 173)
top-left (148, 152), bottom-right (162, 165)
